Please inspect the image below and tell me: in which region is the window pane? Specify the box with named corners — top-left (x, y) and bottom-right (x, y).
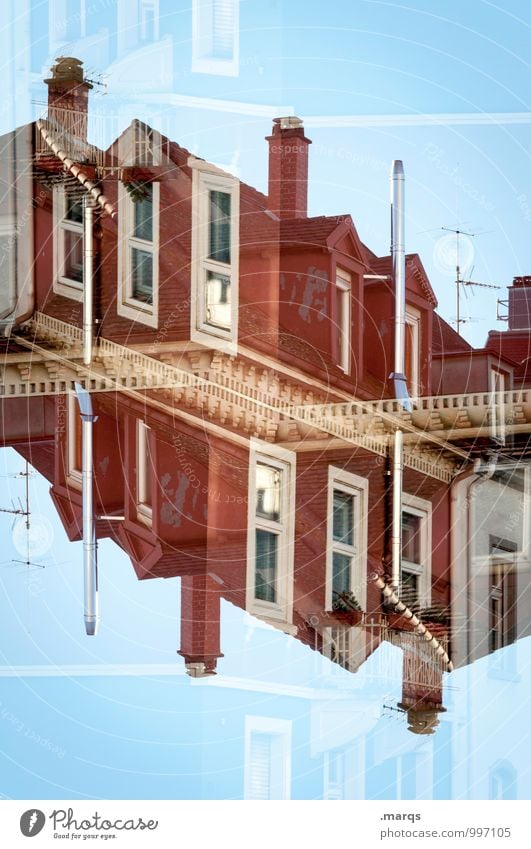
top-left (134, 185), bottom-right (153, 241)
top-left (65, 193), bottom-right (83, 224)
top-left (333, 490), bottom-right (353, 545)
top-left (138, 423), bottom-right (152, 508)
top-left (335, 284), bottom-right (349, 371)
top-left (256, 464), bottom-right (281, 522)
top-left (332, 552), bottom-right (351, 597)
top-left (401, 569), bottom-right (418, 605)
top-left (209, 190), bottom-right (231, 263)
top-left (255, 529), bottom-right (277, 603)
top-left (205, 270), bottom-right (231, 329)
top-left (131, 248), bottom-right (153, 303)
top-left (63, 229), bottom-right (83, 282)
top-left (402, 511), bottom-right (421, 564)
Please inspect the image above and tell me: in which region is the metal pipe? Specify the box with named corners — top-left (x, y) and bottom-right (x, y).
top-left (83, 196), bottom-right (94, 366)
top-left (389, 160), bottom-right (408, 593)
top-left (391, 428), bottom-right (404, 590)
top-left (75, 383), bottom-right (99, 636)
top-left (391, 159), bottom-right (406, 380)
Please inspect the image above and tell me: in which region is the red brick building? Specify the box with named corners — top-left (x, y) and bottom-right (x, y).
top-left (1, 59), bottom-right (530, 725)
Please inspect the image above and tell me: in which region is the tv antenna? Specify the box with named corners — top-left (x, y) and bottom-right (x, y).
top-left (441, 226), bottom-right (500, 335)
top-left (0, 462), bottom-right (55, 572)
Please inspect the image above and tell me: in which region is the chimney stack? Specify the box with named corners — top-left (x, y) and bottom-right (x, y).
top-left (44, 56), bottom-right (92, 141)
top-left (266, 117), bottom-right (311, 219)
top-left (178, 574), bottom-right (223, 677)
top-left (508, 276), bottom-right (531, 330)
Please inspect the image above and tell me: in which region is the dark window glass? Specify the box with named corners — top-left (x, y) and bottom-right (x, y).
top-left (255, 529), bottom-right (277, 603)
top-left (333, 490), bottom-right (353, 546)
top-left (134, 185), bottom-right (153, 241)
top-left (131, 248), bottom-right (153, 303)
top-left (209, 190), bottom-right (231, 263)
top-left (332, 552), bottom-right (351, 597)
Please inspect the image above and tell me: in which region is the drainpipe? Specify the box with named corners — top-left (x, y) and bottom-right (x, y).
top-left (74, 383), bottom-right (99, 635)
top-left (83, 195), bottom-right (95, 366)
top-left (389, 160), bottom-right (411, 592)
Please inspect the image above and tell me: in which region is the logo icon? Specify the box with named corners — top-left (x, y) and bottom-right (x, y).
top-left (20, 810), bottom-right (46, 837)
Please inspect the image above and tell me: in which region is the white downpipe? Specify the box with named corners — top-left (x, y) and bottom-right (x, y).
top-left (391, 428), bottom-right (404, 590)
top-left (83, 196), bottom-right (94, 366)
top-left (390, 160), bottom-right (407, 592)
top-left (82, 412), bottom-right (98, 635)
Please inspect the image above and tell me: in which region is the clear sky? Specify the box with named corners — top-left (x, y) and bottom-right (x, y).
top-left (1, 0), bottom-right (531, 801)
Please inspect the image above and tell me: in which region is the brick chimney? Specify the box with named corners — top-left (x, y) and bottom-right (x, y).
top-left (44, 56), bottom-right (92, 141)
top-left (266, 117), bottom-right (311, 219)
top-left (178, 574), bottom-right (223, 677)
top-left (508, 276), bottom-right (531, 330)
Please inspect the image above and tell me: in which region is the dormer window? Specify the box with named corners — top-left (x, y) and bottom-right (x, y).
top-left (117, 181), bottom-right (159, 328)
top-left (190, 161), bottom-right (239, 352)
top-left (53, 186), bottom-right (84, 301)
top-left (404, 306), bottom-right (420, 397)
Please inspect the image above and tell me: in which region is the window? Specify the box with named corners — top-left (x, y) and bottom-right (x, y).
top-left (53, 186), bottom-right (84, 301)
top-left (401, 493), bottom-right (432, 608)
top-left (192, 0), bottom-right (240, 77)
top-left (489, 761), bottom-right (517, 800)
top-left (137, 420), bottom-right (153, 521)
top-left (490, 368), bottom-right (506, 445)
top-left (326, 467), bottom-right (368, 611)
top-left (139, 0), bottom-right (158, 42)
top-left (246, 443), bottom-right (295, 626)
top-left (67, 393), bottom-right (83, 485)
top-left (324, 749), bottom-right (345, 800)
top-left (404, 306), bottom-right (420, 397)
top-left (117, 181), bottom-right (159, 328)
top-left (244, 716), bottom-right (291, 800)
top-left (489, 539), bottom-right (517, 654)
top-left (334, 269), bottom-right (351, 374)
top-left (190, 161), bottom-right (239, 350)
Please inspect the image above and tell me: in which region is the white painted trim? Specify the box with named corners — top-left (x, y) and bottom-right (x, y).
top-left (335, 268), bottom-right (351, 375)
top-left (244, 715), bottom-right (292, 800)
top-left (190, 165), bottom-right (239, 354)
top-left (52, 185), bottom-right (84, 302)
top-left (246, 439), bottom-right (295, 625)
top-left (136, 419), bottom-right (153, 524)
top-left (405, 304), bottom-right (421, 399)
top-left (402, 491), bottom-right (432, 607)
top-left (67, 391), bottom-right (82, 488)
top-left (117, 181), bottom-right (159, 329)
top-left (326, 466), bottom-right (368, 612)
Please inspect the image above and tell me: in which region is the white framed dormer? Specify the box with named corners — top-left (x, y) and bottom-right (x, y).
top-left (334, 269), bottom-right (351, 374)
top-left (118, 119), bottom-right (162, 168)
top-left (117, 181), bottom-right (159, 328)
top-left (246, 440), bottom-right (296, 631)
top-left (189, 157), bottom-right (239, 354)
top-left (405, 305), bottom-right (421, 399)
top-left (136, 419), bottom-right (153, 524)
top-left (53, 186), bottom-right (84, 301)
top-left (401, 492), bottom-right (432, 608)
top-left (67, 392), bottom-right (83, 488)
top-left (326, 466), bottom-right (368, 612)
top-left (244, 716), bottom-right (292, 800)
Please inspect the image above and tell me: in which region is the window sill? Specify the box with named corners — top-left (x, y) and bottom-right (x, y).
top-left (53, 279), bottom-right (84, 302)
top-left (118, 298), bottom-right (158, 329)
top-left (192, 325), bottom-right (237, 355)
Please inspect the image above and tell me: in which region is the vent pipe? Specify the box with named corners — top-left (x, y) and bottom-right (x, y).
top-left (389, 160), bottom-right (410, 592)
top-left (74, 383), bottom-right (99, 636)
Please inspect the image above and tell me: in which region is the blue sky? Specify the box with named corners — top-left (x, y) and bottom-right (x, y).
top-left (1, 0), bottom-right (531, 801)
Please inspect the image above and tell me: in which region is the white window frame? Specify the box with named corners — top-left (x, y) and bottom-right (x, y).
top-left (246, 440), bottom-right (295, 629)
top-left (53, 185), bottom-right (84, 302)
top-left (139, 0), bottom-right (159, 42)
top-left (490, 367), bottom-right (506, 445)
top-left (326, 466), bottom-right (368, 612)
top-left (67, 392), bottom-right (82, 487)
top-left (334, 269), bottom-right (351, 374)
top-left (401, 492), bottom-right (432, 608)
top-left (190, 158), bottom-right (239, 353)
top-left (244, 716), bottom-right (292, 800)
top-left (405, 305), bottom-right (421, 398)
top-left (137, 419), bottom-right (153, 523)
top-left (117, 181), bottom-right (159, 328)
top-left (118, 120), bottom-right (162, 168)
top-left (191, 0), bottom-right (240, 77)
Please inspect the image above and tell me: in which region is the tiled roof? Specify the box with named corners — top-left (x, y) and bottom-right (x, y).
top-left (366, 253), bottom-right (438, 306)
top-left (279, 215), bottom-right (351, 246)
top-left (432, 313), bottom-right (473, 354)
top-left (486, 329), bottom-right (531, 382)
